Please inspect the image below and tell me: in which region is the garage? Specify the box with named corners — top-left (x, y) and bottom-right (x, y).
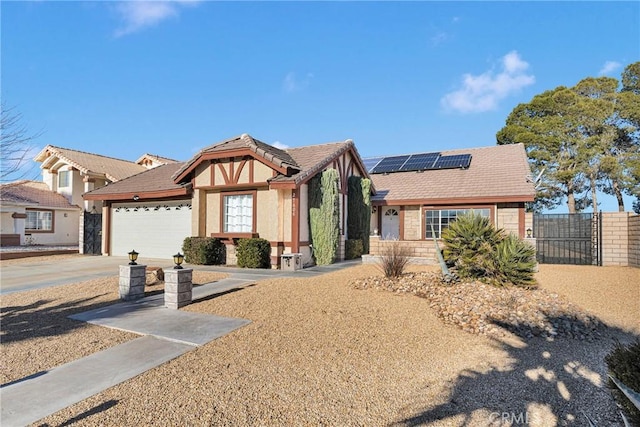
top-left (111, 200), bottom-right (191, 259)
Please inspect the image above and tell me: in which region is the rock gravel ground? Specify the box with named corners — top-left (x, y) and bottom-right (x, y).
top-left (1, 258), bottom-right (638, 426)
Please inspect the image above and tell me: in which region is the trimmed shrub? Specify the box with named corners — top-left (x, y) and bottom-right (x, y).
top-left (309, 169), bottom-right (340, 265)
top-left (345, 239), bottom-right (364, 260)
top-left (347, 176), bottom-right (372, 254)
top-left (378, 240), bottom-right (410, 278)
top-left (605, 340), bottom-right (640, 425)
top-left (236, 238), bottom-right (271, 269)
top-left (182, 237), bottom-right (225, 265)
top-left (441, 212), bottom-right (537, 288)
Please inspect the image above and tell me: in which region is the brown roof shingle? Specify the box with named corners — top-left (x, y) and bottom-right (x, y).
top-left (0, 181), bottom-right (80, 209)
top-left (84, 162), bottom-right (190, 200)
top-left (369, 144), bottom-right (534, 203)
top-left (173, 134), bottom-right (300, 181)
top-left (34, 145), bottom-right (147, 181)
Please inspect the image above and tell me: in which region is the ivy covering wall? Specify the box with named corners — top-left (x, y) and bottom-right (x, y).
top-left (308, 168), bottom-right (340, 265)
top-left (347, 176), bottom-right (372, 253)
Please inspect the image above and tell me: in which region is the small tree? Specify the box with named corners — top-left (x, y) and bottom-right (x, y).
top-left (308, 169), bottom-right (340, 265)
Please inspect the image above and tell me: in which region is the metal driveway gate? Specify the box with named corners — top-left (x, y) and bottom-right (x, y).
top-left (83, 212), bottom-right (102, 255)
top-left (533, 213), bottom-right (601, 265)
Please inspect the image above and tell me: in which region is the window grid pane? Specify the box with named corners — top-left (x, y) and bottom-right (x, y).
top-left (26, 211), bottom-right (52, 231)
top-left (224, 195), bottom-right (253, 233)
top-left (425, 208), bottom-right (489, 238)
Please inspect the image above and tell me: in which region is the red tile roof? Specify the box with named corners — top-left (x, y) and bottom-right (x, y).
top-left (34, 145), bottom-right (147, 181)
top-left (369, 144), bottom-right (535, 204)
top-left (84, 162), bottom-right (191, 200)
top-left (0, 181), bottom-right (80, 209)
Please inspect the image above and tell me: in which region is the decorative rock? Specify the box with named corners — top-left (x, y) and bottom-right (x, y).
top-left (351, 271), bottom-right (605, 340)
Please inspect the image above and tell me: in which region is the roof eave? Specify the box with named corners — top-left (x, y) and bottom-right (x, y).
top-left (83, 186), bottom-right (192, 202)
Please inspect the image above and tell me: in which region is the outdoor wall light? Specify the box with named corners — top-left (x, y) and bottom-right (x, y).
top-left (133, 195), bottom-right (140, 201)
top-left (173, 252), bottom-right (184, 269)
top-left (128, 249), bottom-right (139, 265)
top-left (526, 228), bottom-right (532, 238)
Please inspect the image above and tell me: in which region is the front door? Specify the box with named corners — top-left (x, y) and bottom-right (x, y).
top-left (381, 207), bottom-right (400, 239)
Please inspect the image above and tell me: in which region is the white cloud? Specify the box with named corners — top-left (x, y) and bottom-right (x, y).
top-left (283, 72), bottom-right (314, 93)
top-left (113, 1), bottom-right (200, 37)
top-left (441, 51), bottom-right (535, 114)
top-left (599, 60), bottom-right (622, 76)
top-left (272, 141), bottom-right (289, 150)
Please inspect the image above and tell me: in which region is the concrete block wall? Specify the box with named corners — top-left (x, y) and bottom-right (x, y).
top-left (628, 214), bottom-right (640, 268)
top-left (601, 212), bottom-right (630, 266)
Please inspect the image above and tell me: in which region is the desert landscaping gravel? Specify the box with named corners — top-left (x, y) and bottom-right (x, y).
top-left (1, 259), bottom-right (638, 426)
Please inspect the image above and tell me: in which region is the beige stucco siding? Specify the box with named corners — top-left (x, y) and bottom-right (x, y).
top-left (25, 209), bottom-right (80, 246)
top-left (205, 192), bottom-right (221, 235)
top-left (194, 162), bottom-right (211, 188)
top-left (238, 160), bottom-right (251, 183)
top-left (254, 161), bottom-right (274, 182)
top-left (257, 189), bottom-right (278, 241)
top-left (1, 211), bottom-right (17, 234)
top-left (299, 184), bottom-right (309, 242)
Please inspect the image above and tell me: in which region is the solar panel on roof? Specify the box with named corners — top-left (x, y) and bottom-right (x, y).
top-left (399, 152), bottom-right (440, 172)
top-left (433, 154), bottom-right (472, 169)
top-left (362, 157), bottom-right (384, 173)
top-left (370, 155), bottom-right (410, 173)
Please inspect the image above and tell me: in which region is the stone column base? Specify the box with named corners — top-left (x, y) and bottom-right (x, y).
top-left (119, 265), bottom-right (147, 301)
top-left (164, 268), bottom-right (193, 309)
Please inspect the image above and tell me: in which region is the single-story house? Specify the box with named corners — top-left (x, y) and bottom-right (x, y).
top-left (84, 134), bottom-right (370, 264)
top-left (365, 143), bottom-right (535, 261)
top-left (0, 180), bottom-right (81, 246)
top-left (83, 136), bottom-right (534, 265)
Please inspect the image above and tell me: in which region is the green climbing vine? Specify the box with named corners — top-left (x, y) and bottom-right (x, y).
top-left (308, 168), bottom-right (340, 265)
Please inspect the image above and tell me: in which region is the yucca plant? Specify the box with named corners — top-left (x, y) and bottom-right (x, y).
top-left (441, 212), bottom-right (504, 280)
top-left (492, 234), bottom-right (537, 288)
top-left (441, 212), bottom-right (537, 288)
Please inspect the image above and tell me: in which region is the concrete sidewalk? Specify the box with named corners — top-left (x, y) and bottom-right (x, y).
top-left (1, 260), bottom-right (362, 426)
top-left (0, 277), bottom-right (254, 427)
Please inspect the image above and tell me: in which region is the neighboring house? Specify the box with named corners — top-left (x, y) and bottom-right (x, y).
top-left (27, 145), bottom-right (176, 252)
top-left (0, 180), bottom-right (81, 246)
top-left (84, 134), bottom-right (370, 264)
top-left (365, 143), bottom-right (535, 262)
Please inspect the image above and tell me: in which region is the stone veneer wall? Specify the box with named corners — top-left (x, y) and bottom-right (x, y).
top-left (403, 206), bottom-right (421, 240)
top-left (369, 235), bottom-right (438, 263)
top-left (628, 214), bottom-right (640, 268)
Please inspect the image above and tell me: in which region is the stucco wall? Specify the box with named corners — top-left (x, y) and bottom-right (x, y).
top-left (24, 209), bottom-right (80, 245)
top-left (205, 192), bottom-right (221, 235)
top-left (1, 211), bottom-right (16, 234)
top-left (256, 189), bottom-right (278, 241)
top-left (194, 163), bottom-right (211, 187)
top-left (299, 184), bottom-right (309, 242)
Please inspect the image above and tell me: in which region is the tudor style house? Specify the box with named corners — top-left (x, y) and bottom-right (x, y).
top-left (83, 136), bottom-right (535, 266)
top-left (84, 134), bottom-right (370, 265)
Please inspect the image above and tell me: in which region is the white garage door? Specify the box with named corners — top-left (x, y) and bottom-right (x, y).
top-left (111, 200), bottom-right (192, 259)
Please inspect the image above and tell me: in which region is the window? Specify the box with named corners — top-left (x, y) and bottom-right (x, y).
top-left (58, 171), bottom-right (70, 187)
top-left (223, 194), bottom-right (253, 232)
top-left (425, 208), bottom-right (490, 238)
top-left (26, 210), bottom-right (53, 232)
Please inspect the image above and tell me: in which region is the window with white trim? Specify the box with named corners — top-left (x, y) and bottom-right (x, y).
top-left (425, 208), bottom-right (490, 239)
top-left (58, 171), bottom-right (70, 187)
top-left (26, 210), bottom-right (53, 231)
top-left (223, 194), bottom-right (253, 232)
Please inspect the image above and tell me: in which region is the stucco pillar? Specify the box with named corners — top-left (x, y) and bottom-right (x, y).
top-left (83, 176), bottom-right (96, 212)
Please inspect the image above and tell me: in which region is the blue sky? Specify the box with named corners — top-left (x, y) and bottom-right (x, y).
top-left (2, 1), bottom-right (639, 212)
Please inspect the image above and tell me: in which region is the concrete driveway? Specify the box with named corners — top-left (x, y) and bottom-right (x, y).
top-left (0, 255), bottom-right (363, 295)
top-left (0, 256), bottom-right (175, 295)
